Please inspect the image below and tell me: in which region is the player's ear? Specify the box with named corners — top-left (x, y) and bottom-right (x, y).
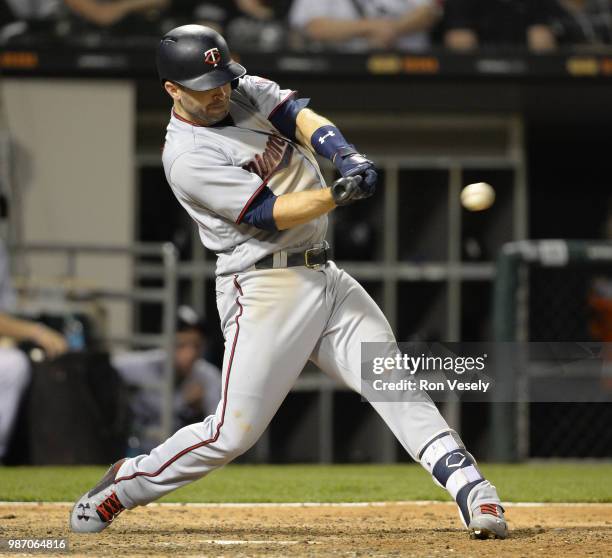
top-left (164, 81), bottom-right (181, 100)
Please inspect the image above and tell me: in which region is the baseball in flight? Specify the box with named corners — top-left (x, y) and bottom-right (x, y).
top-left (460, 182), bottom-right (495, 212)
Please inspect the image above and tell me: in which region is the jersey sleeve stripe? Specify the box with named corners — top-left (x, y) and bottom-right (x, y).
top-left (235, 179), bottom-right (269, 224)
top-left (268, 90), bottom-right (298, 119)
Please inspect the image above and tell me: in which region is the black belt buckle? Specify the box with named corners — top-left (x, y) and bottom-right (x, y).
top-left (304, 242), bottom-right (328, 269)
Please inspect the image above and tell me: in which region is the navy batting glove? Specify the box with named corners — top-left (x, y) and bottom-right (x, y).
top-left (333, 146), bottom-right (377, 195)
top-left (331, 175), bottom-right (372, 206)
top-left (361, 168), bottom-right (378, 195)
top-left (333, 145), bottom-right (375, 177)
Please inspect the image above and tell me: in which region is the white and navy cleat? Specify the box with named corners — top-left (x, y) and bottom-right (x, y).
top-left (70, 459), bottom-right (127, 533)
top-left (468, 503), bottom-right (508, 539)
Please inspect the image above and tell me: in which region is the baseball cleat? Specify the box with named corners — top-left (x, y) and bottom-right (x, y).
top-left (468, 503), bottom-right (508, 539)
top-left (70, 458), bottom-right (127, 533)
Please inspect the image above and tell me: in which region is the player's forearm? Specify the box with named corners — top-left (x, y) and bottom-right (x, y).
top-left (0, 313), bottom-right (40, 342)
top-left (445, 29), bottom-right (478, 50)
top-left (273, 188), bottom-right (336, 230)
top-left (235, 0), bottom-right (273, 20)
top-left (528, 25), bottom-right (556, 51)
top-left (295, 108), bottom-right (334, 148)
top-left (304, 18), bottom-right (375, 41)
top-left (295, 108), bottom-right (377, 201)
top-left (65, 0), bottom-right (160, 25)
top-left (395, 4), bottom-right (440, 34)
top-left (64, 0), bottom-right (127, 25)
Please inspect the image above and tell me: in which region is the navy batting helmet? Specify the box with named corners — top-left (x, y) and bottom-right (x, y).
top-left (156, 25), bottom-right (246, 91)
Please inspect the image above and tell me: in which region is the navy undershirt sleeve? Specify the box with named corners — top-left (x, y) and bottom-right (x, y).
top-left (241, 186), bottom-right (278, 231)
top-left (269, 97), bottom-right (310, 141)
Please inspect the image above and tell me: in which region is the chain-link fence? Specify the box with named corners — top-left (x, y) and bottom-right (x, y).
top-left (492, 240), bottom-right (612, 460)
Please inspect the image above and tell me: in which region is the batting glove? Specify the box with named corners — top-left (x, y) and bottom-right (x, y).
top-left (333, 146), bottom-right (378, 196)
top-left (331, 175), bottom-right (373, 206)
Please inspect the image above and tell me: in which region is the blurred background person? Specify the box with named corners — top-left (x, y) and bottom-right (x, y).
top-left (63, 0), bottom-right (169, 27)
top-left (0, 239), bottom-right (67, 463)
top-left (0, 0), bottom-right (61, 42)
top-left (1, 0), bottom-right (168, 25)
top-left (111, 305), bottom-right (222, 454)
top-left (548, 0), bottom-right (612, 47)
top-left (589, 200), bottom-right (612, 344)
top-left (40, 0), bottom-right (292, 50)
top-left (183, 0), bottom-right (290, 51)
top-left (234, 0), bottom-right (275, 20)
top-left (174, 0), bottom-right (276, 28)
top-left (443, 0), bottom-right (557, 51)
top-left (1, 0), bottom-right (60, 21)
top-left (288, 0), bottom-right (441, 51)
top-left (589, 277), bottom-right (612, 341)
top-left (0, 0), bottom-right (169, 43)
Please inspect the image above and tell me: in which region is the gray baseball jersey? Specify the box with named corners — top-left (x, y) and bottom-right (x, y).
top-left (162, 75), bottom-right (328, 275)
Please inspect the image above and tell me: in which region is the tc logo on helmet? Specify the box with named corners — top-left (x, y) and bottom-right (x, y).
top-left (204, 48), bottom-right (221, 65)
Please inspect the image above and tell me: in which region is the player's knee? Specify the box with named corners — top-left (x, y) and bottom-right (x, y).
top-left (0, 349), bottom-right (31, 390)
top-left (218, 429), bottom-right (260, 461)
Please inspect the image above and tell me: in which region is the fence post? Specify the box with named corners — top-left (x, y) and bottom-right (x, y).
top-left (491, 245), bottom-right (521, 462)
top-left (160, 243), bottom-right (178, 442)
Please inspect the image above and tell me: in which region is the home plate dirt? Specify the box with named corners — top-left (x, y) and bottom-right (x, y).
top-left (1, 502), bottom-right (610, 557)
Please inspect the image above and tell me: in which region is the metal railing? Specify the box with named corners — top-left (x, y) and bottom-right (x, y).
top-left (7, 241), bottom-right (179, 441)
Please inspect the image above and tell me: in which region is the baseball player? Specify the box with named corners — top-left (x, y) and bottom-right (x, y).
top-left (70, 25), bottom-right (507, 540)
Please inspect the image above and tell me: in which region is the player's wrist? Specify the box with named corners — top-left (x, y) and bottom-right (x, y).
top-left (331, 145), bottom-right (357, 164)
top-left (310, 125), bottom-right (351, 163)
top-left (309, 126), bottom-right (375, 181)
top-left (26, 322), bottom-right (46, 344)
top-left (363, 18), bottom-right (387, 36)
top-left (322, 187), bottom-right (338, 208)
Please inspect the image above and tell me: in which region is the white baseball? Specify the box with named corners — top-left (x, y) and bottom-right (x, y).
top-left (460, 182), bottom-right (495, 212)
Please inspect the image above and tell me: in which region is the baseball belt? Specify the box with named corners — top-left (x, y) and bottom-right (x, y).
top-left (254, 241), bottom-right (332, 270)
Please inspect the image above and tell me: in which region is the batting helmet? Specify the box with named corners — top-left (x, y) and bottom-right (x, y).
top-left (156, 25), bottom-right (246, 91)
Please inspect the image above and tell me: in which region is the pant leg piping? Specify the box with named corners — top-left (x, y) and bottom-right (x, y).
top-left (115, 275), bottom-right (244, 484)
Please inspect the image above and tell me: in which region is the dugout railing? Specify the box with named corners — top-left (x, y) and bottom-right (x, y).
top-left (7, 242), bottom-right (179, 443)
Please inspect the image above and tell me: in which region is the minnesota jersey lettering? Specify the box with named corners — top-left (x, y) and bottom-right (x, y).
top-left (242, 135), bottom-right (292, 179)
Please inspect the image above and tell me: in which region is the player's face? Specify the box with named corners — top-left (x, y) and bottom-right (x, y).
top-left (174, 329), bottom-right (205, 376)
top-left (173, 82), bottom-right (232, 126)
